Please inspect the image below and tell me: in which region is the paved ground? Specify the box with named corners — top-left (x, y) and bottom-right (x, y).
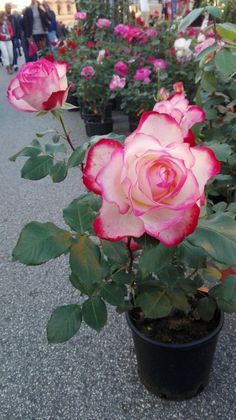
top-left (0, 60), bottom-right (236, 420)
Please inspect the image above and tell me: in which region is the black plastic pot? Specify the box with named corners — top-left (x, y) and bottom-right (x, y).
top-left (66, 93), bottom-right (79, 112)
top-left (128, 114), bottom-right (139, 132)
top-left (126, 310), bottom-right (224, 400)
top-left (85, 119), bottom-right (113, 137)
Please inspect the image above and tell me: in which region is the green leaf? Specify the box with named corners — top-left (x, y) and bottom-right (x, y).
top-left (47, 304), bottom-right (82, 343)
top-left (180, 275), bottom-right (204, 293)
top-left (100, 282), bottom-right (126, 306)
top-left (50, 162), bottom-right (68, 183)
top-left (36, 129), bottom-right (55, 138)
top-left (52, 134), bottom-right (61, 143)
top-left (188, 213), bottom-right (236, 266)
top-left (45, 143), bottom-right (67, 155)
top-left (101, 240), bottom-right (129, 265)
top-left (197, 296), bottom-right (217, 321)
top-left (196, 43), bottom-right (218, 62)
top-left (209, 275), bottom-right (236, 313)
top-left (67, 143), bottom-right (88, 168)
top-left (216, 23), bottom-right (236, 42)
top-left (215, 49), bottom-right (236, 77)
top-left (136, 291), bottom-right (172, 319)
top-left (178, 8), bottom-right (204, 32)
top-left (112, 270), bottom-right (134, 285)
top-left (89, 133), bottom-right (125, 146)
top-left (168, 289), bottom-right (191, 315)
top-left (21, 155), bottom-right (53, 180)
top-left (178, 241), bottom-right (207, 269)
top-left (63, 198), bottom-right (95, 234)
top-left (135, 234), bottom-right (160, 249)
top-left (139, 244), bottom-right (175, 276)
top-left (62, 102), bottom-right (78, 110)
top-left (13, 222), bottom-right (72, 265)
top-left (69, 272), bottom-right (97, 296)
top-left (201, 72), bottom-right (217, 94)
top-left (82, 297), bottom-right (107, 332)
top-left (116, 300), bottom-right (133, 314)
top-left (9, 139), bottom-right (42, 161)
top-left (205, 6), bottom-right (222, 19)
top-left (70, 236), bottom-right (103, 285)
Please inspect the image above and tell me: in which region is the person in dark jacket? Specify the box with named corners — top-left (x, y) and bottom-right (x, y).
top-left (23, 0), bottom-right (51, 60)
top-left (43, 2), bottom-right (57, 52)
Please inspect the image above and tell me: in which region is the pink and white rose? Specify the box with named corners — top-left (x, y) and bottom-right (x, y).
top-left (74, 11), bottom-right (87, 20)
top-left (153, 92), bottom-right (205, 143)
top-left (109, 75), bottom-right (126, 91)
top-left (80, 65), bottom-right (95, 79)
top-left (7, 59), bottom-right (70, 112)
top-left (195, 37), bottom-right (215, 56)
top-left (114, 61), bottom-right (129, 76)
top-left (83, 112), bottom-right (220, 246)
top-left (96, 18), bottom-right (111, 29)
top-left (134, 67), bottom-right (151, 84)
top-left (153, 59), bottom-right (168, 70)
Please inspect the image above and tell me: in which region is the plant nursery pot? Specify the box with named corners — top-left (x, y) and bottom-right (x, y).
top-left (66, 93), bottom-right (80, 112)
top-left (128, 114), bottom-right (139, 132)
top-left (126, 310), bottom-right (224, 400)
top-left (85, 119), bottom-right (113, 137)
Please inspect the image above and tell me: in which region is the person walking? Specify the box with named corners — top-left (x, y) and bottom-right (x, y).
top-left (42, 2), bottom-right (57, 53)
top-left (0, 11), bottom-right (13, 74)
top-left (5, 3), bottom-right (20, 71)
top-left (22, 0), bottom-right (51, 61)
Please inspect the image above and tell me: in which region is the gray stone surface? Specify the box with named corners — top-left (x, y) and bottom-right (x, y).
top-left (0, 61), bottom-right (236, 420)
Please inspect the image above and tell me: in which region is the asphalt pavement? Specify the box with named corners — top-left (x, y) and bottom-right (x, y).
top-left (0, 60), bottom-right (236, 420)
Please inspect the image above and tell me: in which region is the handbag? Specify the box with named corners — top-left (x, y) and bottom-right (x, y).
top-left (28, 40), bottom-right (38, 57)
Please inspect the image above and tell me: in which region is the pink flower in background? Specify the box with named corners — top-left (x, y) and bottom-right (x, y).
top-left (114, 23), bottom-right (129, 37)
top-left (195, 37), bottom-right (215, 55)
top-left (124, 26), bottom-right (142, 43)
top-left (80, 65), bottom-right (95, 79)
top-left (74, 11), bottom-right (87, 20)
top-left (83, 112), bottom-right (220, 245)
top-left (134, 67), bottom-right (151, 84)
top-left (96, 18), bottom-right (111, 29)
top-left (109, 75), bottom-right (126, 91)
top-left (153, 59), bottom-right (168, 70)
top-left (114, 61), bottom-right (129, 76)
top-left (7, 59), bottom-right (70, 112)
top-left (153, 92), bottom-right (205, 143)
top-left (145, 29), bottom-right (157, 38)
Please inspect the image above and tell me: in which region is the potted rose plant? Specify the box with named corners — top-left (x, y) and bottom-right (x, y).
top-left (7, 58), bottom-right (236, 400)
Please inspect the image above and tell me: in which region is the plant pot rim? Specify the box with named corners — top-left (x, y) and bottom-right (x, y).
top-left (126, 309), bottom-right (224, 350)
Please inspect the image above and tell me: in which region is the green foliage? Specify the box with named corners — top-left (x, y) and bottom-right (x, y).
top-left (12, 222), bottom-right (72, 265)
top-left (50, 162), bottom-right (68, 183)
top-left (139, 244), bottom-right (176, 276)
top-left (197, 296), bottom-right (217, 321)
top-left (101, 240), bottom-right (129, 265)
top-left (47, 304), bottom-right (82, 343)
top-left (178, 8), bottom-right (204, 32)
top-left (82, 297), bottom-right (107, 332)
top-left (136, 291), bottom-right (172, 319)
top-left (9, 139), bottom-right (42, 161)
top-left (100, 282), bottom-right (127, 306)
top-left (215, 49), bottom-right (236, 78)
top-left (67, 143), bottom-right (88, 168)
top-left (209, 276), bottom-right (236, 313)
top-left (188, 213), bottom-right (236, 266)
top-left (21, 155), bottom-right (53, 180)
top-left (63, 195), bottom-right (98, 234)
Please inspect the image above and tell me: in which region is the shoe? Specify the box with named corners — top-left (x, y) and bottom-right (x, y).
top-left (13, 65), bottom-right (18, 71)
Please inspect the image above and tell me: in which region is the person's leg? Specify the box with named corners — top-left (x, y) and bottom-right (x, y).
top-left (0, 41), bottom-right (11, 72)
top-left (47, 30), bottom-right (57, 53)
top-left (12, 37), bottom-right (18, 70)
top-left (6, 40), bottom-right (14, 73)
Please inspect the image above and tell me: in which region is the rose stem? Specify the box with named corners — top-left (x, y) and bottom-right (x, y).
top-left (58, 113), bottom-right (75, 151)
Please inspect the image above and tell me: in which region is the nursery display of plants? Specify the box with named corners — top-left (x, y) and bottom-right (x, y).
top-left (7, 3), bottom-right (236, 401)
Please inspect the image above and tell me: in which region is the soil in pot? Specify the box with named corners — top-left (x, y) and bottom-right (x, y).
top-left (131, 295), bottom-right (219, 344)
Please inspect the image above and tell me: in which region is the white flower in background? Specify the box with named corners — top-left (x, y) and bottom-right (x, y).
top-left (174, 38), bottom-right (192, 62)
top-left (197, 33), bottom-right (206, 43)
top-left (97, 49), bottom-right (106, 63)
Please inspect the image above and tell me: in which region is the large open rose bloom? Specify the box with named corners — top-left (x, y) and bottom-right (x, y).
top-left (83, 111), bottom-right (220, 246)
top-left (7, 59), bottom-right (70, 112)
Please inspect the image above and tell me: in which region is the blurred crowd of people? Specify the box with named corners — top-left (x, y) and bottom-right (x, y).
top-left (0, 1), bottom-right (68, 74)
